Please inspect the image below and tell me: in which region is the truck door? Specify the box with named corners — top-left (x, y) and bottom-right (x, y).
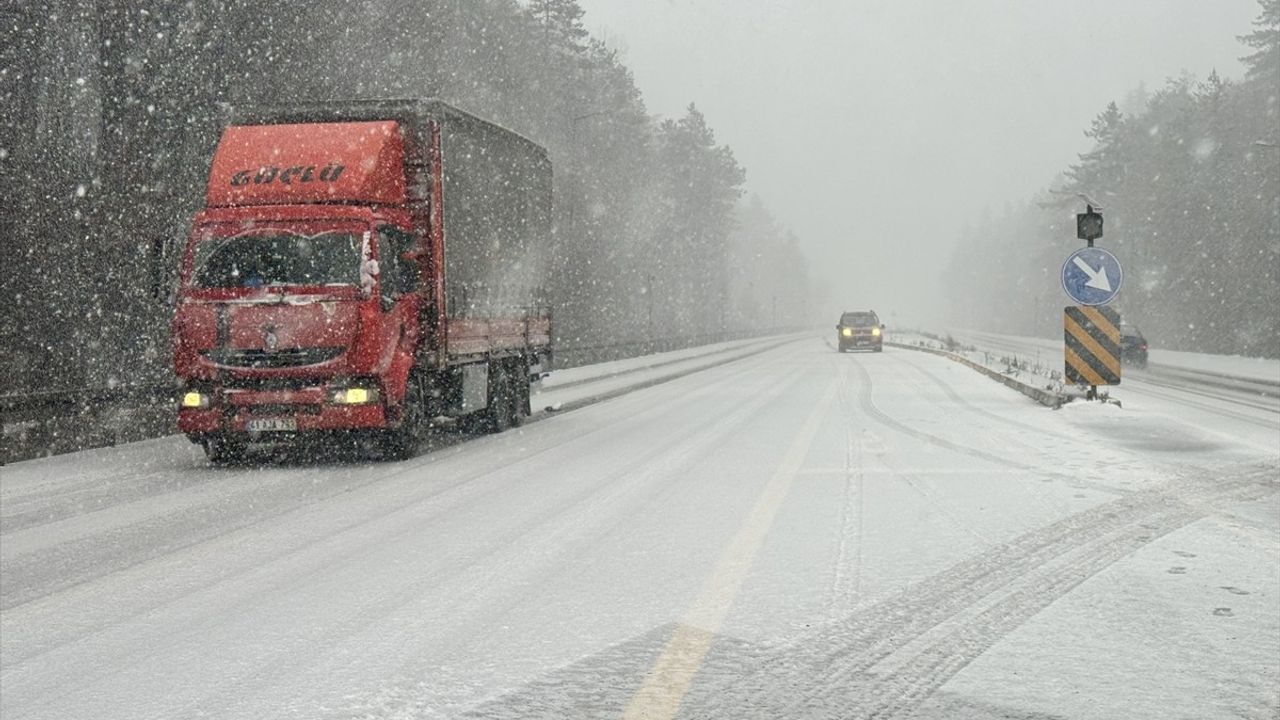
top-left (374, 225), bottom-right (422, 399)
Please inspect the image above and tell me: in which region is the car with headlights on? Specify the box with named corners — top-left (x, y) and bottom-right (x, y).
top-left (837, 310), bottom-right (884, 352)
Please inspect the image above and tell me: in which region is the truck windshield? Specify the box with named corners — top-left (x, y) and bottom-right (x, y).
top-left (191, 231), bottom-right (361, 288)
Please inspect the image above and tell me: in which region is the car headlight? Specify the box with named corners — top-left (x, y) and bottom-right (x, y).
top-left (871, 327), bottom-right (881, 337)
top-left (181, 391), bottom-right (210, 409)
top-left (841, 328), bottom-right (852, 337)
top-left (331, 387), bottom-right (380, 405)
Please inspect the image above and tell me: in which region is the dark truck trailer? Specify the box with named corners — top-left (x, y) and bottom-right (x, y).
top-left (172, 99), bottom-right (553, 462)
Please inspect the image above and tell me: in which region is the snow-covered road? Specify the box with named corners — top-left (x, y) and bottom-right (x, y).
top-left (2, 336), bottom-right (1277, 719)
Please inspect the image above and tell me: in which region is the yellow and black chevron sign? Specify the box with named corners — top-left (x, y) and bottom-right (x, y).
top-left (1064, 306), bottom-right (1121, 386)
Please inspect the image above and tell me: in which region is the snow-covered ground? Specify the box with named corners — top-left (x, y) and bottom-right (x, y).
top-left (2, 335), bottom-right (1276, 719)
top-left (938, 328), bottom-right (1279, 454)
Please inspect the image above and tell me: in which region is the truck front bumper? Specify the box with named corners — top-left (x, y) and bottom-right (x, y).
top-left (178, 389), bottom-right (388, 437)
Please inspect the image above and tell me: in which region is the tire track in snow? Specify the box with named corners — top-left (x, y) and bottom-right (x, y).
top-left (827, 356), bottom-right (868, 621)
top-left (847, 354), bottom-right (1127, 497)
top-left (827, 429), bottom-right (865, 620)
top-left (690, 464), bottom-right (1278, 719)
top-left (847, 355), bottom-right (1037, 473)
top-left (890, 352), bottom-right (1145, 504)
top-left (838, 354), bottom-right (1000, 545)
top-left (832, 467), bottom-right (1279, 720)
top-left (896, 352), bottom-right (1061, 440)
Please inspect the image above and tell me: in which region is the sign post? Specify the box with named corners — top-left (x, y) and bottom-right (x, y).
top-left (1061, 205), bottom-right (1122, 400)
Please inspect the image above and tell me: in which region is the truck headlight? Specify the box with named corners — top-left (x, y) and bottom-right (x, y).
top-left (181, 391), bottom-right (210, 409)
top-left (331, 387), bottom-right (379, 405)
top-left (841, 327), bottom-right (852, 337)
top-left (871, 327), bottom-right (881, 337)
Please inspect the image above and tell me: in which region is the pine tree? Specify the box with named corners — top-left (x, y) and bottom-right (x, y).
top-left (527, 0), bottom-right (589, 57)
top-left (1240, 0), bottom-right (1280, 83)
top-left (653, 105), bottom-right (746, 333)
top-left (1066, 101), bottom-right (1126, 197)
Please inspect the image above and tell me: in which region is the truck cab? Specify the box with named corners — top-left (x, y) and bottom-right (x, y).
top-left (175, 207), bottom-right (421, 459)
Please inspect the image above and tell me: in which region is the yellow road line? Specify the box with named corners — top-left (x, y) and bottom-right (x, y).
top-left (623, 376), bottom-right (839, 720)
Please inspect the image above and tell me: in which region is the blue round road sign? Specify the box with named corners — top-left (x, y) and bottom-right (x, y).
top-left (1061, 247), bottom-right (1123, 306)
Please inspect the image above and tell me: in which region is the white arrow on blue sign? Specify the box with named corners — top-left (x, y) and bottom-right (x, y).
top-left (1061, 247), bottom-right (1123, 306)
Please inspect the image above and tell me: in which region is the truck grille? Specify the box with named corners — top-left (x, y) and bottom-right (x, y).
top-left (224, 377), bottom-right (320, 392)
top-left (202, 347), bottom-right (344, 368)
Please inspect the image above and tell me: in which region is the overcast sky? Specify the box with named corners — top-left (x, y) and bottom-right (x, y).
top-left (577, 0), bottom-right (1262, 324)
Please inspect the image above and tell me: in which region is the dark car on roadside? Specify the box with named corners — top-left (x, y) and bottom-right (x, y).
top-left (837, 310), bottom-right (884, 352)
top-left (1120, 322), bottom-right (1148, 368)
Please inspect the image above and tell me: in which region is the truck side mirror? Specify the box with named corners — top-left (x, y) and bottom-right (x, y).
top-left (396, 251), bottom-right (419, 294)
top-left (379, 270), bottom-right (398, 309)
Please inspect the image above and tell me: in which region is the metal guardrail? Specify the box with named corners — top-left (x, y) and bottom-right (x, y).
top-left (552, 328), bottom-right (799, 369)
top-left (886, 341), bottom-right (1067, 409)
top-left (922, 328), bottom-right (1280, 416)
top-left (0, 384), bottom-right (174, 416)
top-left (0, 328), bottom-right (805, 465)
top-left (952, 329), bottom-right (1280, 400)
top-left (1, 384), bottom-right (177, 465)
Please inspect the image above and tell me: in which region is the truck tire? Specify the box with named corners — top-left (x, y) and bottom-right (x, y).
top-left (507, 368), bottom-right (530, 428)
top-left (204, 436), bottom-right (246, 465)
top-left (382, 376), bottom-right (426, 460)
top-left (484, 363), bottom-right (514, 434)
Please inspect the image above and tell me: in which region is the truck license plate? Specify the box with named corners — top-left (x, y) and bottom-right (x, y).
top-left (246, 418), bottom-right (297, 432)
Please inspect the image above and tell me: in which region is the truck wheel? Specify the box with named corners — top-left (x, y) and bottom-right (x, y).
top-left (383, 377), bottom-right (426, 460)
top-left (508, 369), bottom-right (530, 428)
top-left (204, 436), bottom-right (246, 465)
top-left (485, 363), bottom-right (514, 434)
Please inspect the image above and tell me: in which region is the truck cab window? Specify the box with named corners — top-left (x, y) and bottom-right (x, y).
top-left (378, 226), bottom-right (419, 294)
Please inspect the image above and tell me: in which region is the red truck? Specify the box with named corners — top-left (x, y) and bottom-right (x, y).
top-left (172, 99), bottom-right (553, 462)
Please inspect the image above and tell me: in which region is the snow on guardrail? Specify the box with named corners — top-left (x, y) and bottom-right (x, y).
top-left (535, 332), bottom-right (808, 415)
top-left (924, 328), bottom-right (1280, 408)
top-left (886, 331), bottom-right (1069, 408)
